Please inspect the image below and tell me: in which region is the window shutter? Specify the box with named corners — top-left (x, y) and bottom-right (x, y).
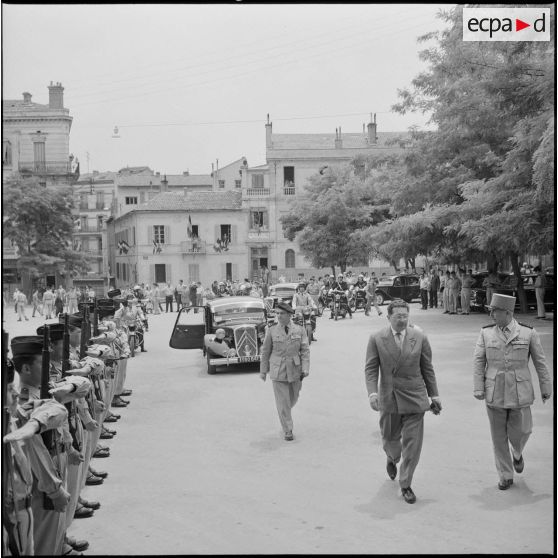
top-left (221, 263), bottom-right (226, 281)
top-left (232, 263), bottom-right (239, 281)
top-left (165, 264), bottom-right (171, 284)
top-left (150, 264), bottom-right (155, 284)
top-left (148, 226), bottom-right (153, 244)
top-left (263, 212), bottom-right (269, 228)
top-left (132, 226), bottom-right (136, 245)
top-left (164, 225), bottom-right (170, 245)
top-left (215, 224), bottom-right (220, 241)
top-left (231, 225), bottom-right (237, 243)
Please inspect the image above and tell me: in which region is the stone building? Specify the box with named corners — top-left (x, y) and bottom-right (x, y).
top-left (2, 82), bottom-right (79, 295)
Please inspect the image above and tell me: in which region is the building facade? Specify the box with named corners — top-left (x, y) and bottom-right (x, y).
top-left (2, 82), bottom-right (79, 295)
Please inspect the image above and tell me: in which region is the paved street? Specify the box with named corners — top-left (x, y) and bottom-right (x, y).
top-left (4, 303), bottom-right (554, 554)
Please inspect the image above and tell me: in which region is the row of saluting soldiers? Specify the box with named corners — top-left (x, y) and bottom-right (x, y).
top-left (2, 297), bottom-right (136, 556)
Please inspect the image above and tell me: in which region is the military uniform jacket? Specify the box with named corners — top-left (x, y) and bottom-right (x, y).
top-left (364, 325), bottom-right (439, 414)
top-left (260, 321), bottom-right (310, 382)
top-left (473, 320), bottom-right (552, 408)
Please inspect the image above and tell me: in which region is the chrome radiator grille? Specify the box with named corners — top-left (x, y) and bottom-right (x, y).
top-left (233, 325), bottom-right (258, 358)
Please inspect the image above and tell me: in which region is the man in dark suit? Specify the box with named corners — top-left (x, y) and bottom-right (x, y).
top-left (364, 299), bottom-right (441, 504)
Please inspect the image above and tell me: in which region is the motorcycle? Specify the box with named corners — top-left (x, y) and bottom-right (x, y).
top-left (140, 298), bottom-right (153, 314)
top-left (350, 287), bottom-right (367, 312)
top-left (330, 289), bottom-right (349, 320)
top-left (318, 287), bottom-right (332, 315)
top-left (293, 305), bottom-right (315, 344)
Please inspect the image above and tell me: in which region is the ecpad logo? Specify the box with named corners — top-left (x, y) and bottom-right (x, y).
top-left (463, 8), bottom-right (550, 41)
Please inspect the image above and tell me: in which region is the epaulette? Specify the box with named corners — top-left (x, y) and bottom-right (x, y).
top-left (482, 324), bottom-right (496, 329)
top-left (517, 322), bottom-right (533, 329)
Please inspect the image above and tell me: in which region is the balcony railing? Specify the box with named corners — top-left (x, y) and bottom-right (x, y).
top-left (18, 161), bottom-right (73, 175)
top-left (247, 229), bottom-right (271, 241)
top-left (245, 188), bottom-right (270, 197)
top-left (283, 186), bottom-right (296, 195)
top-left (180, 240), bottom-right (207, 254)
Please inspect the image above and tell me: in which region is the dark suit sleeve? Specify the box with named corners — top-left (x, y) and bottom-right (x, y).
top-left (419, 334), bottom-right (439, 397)
top-left (364, 334), bottom-right (380, 396)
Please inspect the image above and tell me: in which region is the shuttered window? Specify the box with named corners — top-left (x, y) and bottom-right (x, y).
top-left (285, 249), bottom-right (295, 268)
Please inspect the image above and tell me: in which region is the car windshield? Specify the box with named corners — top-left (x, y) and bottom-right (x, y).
top-left (213, 306), bottom-right (265, 325)
top-left (378, 277), bottom-right (394, 285)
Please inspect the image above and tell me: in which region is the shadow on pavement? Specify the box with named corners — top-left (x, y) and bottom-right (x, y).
top-left (468, 479), bottom-right (552, 511)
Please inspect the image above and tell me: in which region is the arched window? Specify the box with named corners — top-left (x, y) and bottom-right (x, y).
top-left (285, 249), bottom-right (295, 268)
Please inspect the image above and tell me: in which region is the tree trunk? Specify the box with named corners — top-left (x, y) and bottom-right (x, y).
top-left (510, 254), bottom-right (528, 314)
top-left (391, 260), bottom-right (398, 273)
top-left (331, 265), bottom-right (336, 278)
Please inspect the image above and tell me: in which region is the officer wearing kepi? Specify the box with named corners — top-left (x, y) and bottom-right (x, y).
top-left (473, 293), bottom-right (552, 490)
top-left (260, 301), bottom-right (310, 441)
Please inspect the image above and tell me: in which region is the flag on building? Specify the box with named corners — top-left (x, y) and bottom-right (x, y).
top-left (187, 215), bottom-right (193, 239)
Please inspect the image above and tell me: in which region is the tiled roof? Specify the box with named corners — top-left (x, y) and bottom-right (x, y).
top-left (267, 145), bottom-right (405, 160)
top-left (137, 190), bottom-right (242, 211)
top-left (117, 174), bottom-right (213, 187)
top-left (3, 100), bottom-right (70, 115)
top-left (270, 131), bottom-right (407, 150)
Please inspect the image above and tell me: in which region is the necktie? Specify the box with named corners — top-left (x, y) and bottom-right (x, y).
top-left (284, 326), bottom-right (289, 335)
top-left (502, 327), bottom-right (509, 341)
top-left (395, 332), bottom-right (402, 348)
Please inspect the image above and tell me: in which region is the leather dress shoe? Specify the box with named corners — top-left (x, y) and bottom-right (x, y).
top-left (86, 473), bottom-right (104, 486)
top-left (79, 497), bottom-right (101, 510)
top-left (89, 467), bottom-right (108, 479)
top-left (498, 479), bottom-right (514, 490)
top-left (386, 460), bottom-right (397, 481)
top-left (100, 430), bottom-right (114, 439)
top-left (120, 389), bottom-right (133, 396)
top-left (103, 426), bottom-right (116, 435)
top-left (104, 415), bottom-right (118, 423)
top-left (93, 448), bottom-right (110, 458)
top-left (141, 348), bottom-right (147, 352)
top-left (111, 397), bottom-right (129, 408)
top-left (284, 431), bottom-right (294, 441)
top-left (513, 455), bottom-right (524, 474)
top-left (401, 487), bottom-right (416, 504)
top-left (66, 536), bottom-right (89, 552)
top-left (74, 505), bottom-right (94, 519)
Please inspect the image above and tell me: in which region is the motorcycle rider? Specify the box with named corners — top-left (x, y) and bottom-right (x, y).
top-left (330, 274), bottom-right (353, 319)
top-left (216, 282), bottom-right (231, 297)
top-left (293, 283), bottom-right (318, 341)
top-left (115, 297), bottom-right (147, 352)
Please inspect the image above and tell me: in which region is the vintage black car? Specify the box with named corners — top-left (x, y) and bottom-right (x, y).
top-left (374, 274), bottom-right (421, 305)
top-left (470, 272), bottom-right (554, 312)
top-left (169, 297), bottom-right (268, 374)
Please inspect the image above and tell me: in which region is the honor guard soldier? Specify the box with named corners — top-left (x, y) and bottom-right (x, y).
top-left (473, 293), bottom-right (552, 490)
top-left (260, 301), bottom-right (310, 441)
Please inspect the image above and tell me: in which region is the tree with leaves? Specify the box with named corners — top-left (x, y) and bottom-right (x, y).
top-left (3, 178), bottom-right (92, 291)
top-left (280, 164), bottom-right (390, 276)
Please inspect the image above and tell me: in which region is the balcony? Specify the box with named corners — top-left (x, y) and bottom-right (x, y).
top-left (180, 240), bottom-right (207, 254)
top-left (74, 226), bottom-right (103, 234)
top-left (18, 161), bottom-right (74, 176)
top-left (245, 188), bottom-right (270, 197)
top-left (283, 186), bottom-right (296, 196)
top-left (247, 229), bottom-right (271, 242)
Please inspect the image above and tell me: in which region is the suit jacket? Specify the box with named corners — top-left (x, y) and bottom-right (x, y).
top-left (473, 320), bottom-right (552, 408)
top-left (260, 322), bottom-right (310, 382)
top-left (365, 325), bottom-right (439, 414)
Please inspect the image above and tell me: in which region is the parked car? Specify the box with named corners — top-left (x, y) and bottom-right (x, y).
top-left (169, 296), bottom-right (268, 374)
top-left (264, 282), bottom-right (298, 322)
top-left (374, 274), bottom-right (421, 305)
top-left (469, 272), bottom-right (510, 312)
top-left (497, 273), bottom-right (554, 311)
top-left (470, 272), bottom-right (554, 312)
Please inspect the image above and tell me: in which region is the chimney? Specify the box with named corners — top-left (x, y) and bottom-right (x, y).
top-left (48, 81), bottom-right (64, 109)
top-left (183, 170), bottom-right (189, 176)
top-left (22, 92), bottom-right (32, 104)
top-left (161, 174), bottom-right (168, 192)
top-left (334, 126), bottom-right (342, 149)
top-left (367, 113), bottom-right (377, 144)
top-left (265, 113), bottom-right (273, 149)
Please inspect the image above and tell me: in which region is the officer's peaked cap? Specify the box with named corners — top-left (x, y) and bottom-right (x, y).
top-left (11, 335), bottom-right (43, 357)
top-left (276, 301), bottom-right (295, 314)
top-left (36, 323), bottom-right (66, 341)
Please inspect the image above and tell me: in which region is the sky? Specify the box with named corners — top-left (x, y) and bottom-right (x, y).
top-left (3, 3), bottom-right (454, 175)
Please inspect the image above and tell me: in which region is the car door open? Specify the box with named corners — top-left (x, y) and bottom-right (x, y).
top-left (169, 306), bottom-right (206, 349)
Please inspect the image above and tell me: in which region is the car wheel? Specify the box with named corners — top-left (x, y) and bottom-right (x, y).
top-left (376, 293), bottom-right (384, 306)
top-left (207, 353), bottom-right (217, 375)
top-left (349, 300), bottom-right (356, 312)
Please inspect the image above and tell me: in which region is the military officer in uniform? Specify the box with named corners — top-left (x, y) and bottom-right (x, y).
top-left (260, 301), bottom-right (310, 441)
top-left (473, 293), bottom-right (552, 490)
